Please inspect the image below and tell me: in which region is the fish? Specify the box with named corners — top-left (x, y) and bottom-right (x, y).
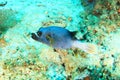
top-left (31, 26), bottom-right (97, 54)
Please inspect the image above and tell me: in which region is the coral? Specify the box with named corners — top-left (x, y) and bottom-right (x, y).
top-left (0, 0), bottom-right (120, 79)
top-left (0, 51), bottom-right (48, 80)
top-left (0, 9), bottom-right (22, 35)
top-left (79, 0), bottom-right (120, 79)
top-left (0, 37), bottom-right (7, 47)
top-left (46, 64), bottom-right (66, 80)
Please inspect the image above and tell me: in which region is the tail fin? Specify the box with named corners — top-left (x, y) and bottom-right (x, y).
top-left (72, 40), bottom-right (98, 54)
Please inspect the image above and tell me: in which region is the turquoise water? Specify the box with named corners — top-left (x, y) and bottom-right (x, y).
top-left (0, 0), bottom-right (120, 80)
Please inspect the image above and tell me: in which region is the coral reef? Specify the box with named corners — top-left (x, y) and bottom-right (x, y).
top-left (0, 0), bottom-right (120, 80)
top-left (79, 0), bottom-right (120, 79)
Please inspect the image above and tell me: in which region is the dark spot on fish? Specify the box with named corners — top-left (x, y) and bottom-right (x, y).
top-left (45, 34), bottom-right (52, 41)
top-left (37, 31), bottom-right (42, 37)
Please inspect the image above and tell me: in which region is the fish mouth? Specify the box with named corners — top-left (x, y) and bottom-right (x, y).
top-left (31, 33), bottom-right (39, 41)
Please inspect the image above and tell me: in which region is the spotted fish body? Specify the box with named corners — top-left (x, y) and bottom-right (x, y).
top-left (32, 26), bottom-right (75, 49)
top-left (31, 26), bottom-right (97, 54)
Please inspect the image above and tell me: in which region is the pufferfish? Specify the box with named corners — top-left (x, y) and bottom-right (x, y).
top-left (31, 26), bottom-right (97, 54)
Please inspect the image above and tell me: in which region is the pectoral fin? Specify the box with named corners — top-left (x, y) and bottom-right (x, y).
top-left (46, 34), bottom-right (54, 45)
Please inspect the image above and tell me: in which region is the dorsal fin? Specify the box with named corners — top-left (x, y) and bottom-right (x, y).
top-left (69, 31), bottom-right (77, 40)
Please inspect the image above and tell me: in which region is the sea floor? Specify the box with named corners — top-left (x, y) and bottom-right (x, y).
top-left (0, 0), bottom-right (120, 80)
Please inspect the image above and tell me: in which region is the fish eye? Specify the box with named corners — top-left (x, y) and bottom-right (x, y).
top-left (37, 31), bottom-right (42, 37)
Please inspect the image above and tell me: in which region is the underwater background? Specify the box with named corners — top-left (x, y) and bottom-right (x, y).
top-left (0, 0), bottom-right (120, 80)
